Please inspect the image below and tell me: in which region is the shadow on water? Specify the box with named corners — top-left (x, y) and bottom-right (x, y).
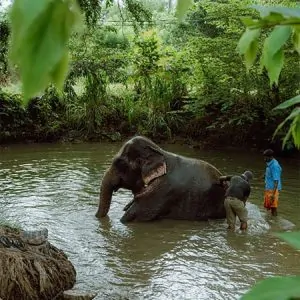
top-left (0, 142), bottom-right (299, 299)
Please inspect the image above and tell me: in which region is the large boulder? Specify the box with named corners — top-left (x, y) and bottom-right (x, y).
top-left (0, 225), bottom-right (76, 300)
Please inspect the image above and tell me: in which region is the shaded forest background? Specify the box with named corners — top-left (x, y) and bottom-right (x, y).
top-left (1, 0), bottom-right (299, 153)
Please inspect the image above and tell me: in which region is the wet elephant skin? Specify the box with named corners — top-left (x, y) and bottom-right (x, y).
top-left (95, 136), bottom-right (226, 222)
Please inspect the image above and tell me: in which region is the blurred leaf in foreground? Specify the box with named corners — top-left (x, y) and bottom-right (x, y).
top-left (9, 0), bottom-right (82, 103)
top-left (241, 276), bottom-right (300, 300)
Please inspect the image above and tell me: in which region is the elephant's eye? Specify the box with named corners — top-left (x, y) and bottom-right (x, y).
top-left (136, 158), bottom-right (143, 165)
top-left (114, 158), bottom-right (128, 172)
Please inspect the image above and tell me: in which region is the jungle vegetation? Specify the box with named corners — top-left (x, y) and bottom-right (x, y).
top-left (1, 1), bottom-right (300, 299)
top-left (0, 0), bottom-right (299, 154)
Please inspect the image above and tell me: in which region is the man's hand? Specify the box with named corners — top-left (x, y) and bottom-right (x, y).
top-left (219, 175), bottom-right (228, 182)
top-left (270, 194), bottom-right (275, 204)
top-left (219, 176), bottom-right (228, 190)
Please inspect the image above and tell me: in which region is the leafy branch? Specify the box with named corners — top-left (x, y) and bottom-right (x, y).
top-left (237, 5), bottom-right (300, 149)
top-left (237, 4), bottom-right (300, 300)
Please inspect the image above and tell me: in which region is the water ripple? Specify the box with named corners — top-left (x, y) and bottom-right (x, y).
top-left (0, 143), bottom-right (299, 299)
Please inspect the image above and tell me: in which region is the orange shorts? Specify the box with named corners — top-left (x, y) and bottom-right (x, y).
top-left (264, 190), bottom-right (279, 209)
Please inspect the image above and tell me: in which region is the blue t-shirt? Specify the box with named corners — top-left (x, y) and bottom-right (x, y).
top-left (265, 158), bottom-right (282, 191)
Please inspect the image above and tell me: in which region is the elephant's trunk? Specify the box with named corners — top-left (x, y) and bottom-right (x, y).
top-left (95, 167), bottom-right (119, 218)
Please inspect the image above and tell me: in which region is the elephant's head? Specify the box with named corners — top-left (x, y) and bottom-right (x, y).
top-left (95, 136), bottom-right (167, 218)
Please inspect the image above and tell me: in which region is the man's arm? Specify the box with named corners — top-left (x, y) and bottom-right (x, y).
top-left (242, 184), bottom-right (251, 202)
top-left (219, 175), bottom-right (233, 182)
top-left (270, 165), bottom-right (280, 201)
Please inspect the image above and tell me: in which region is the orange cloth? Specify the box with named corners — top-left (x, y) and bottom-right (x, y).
top-left (264, 190), bottom-right (279, 209)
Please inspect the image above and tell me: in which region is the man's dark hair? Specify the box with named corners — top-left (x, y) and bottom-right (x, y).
top-left (263, 149), bottom-right (274, 157)
top-left (241, 170), bottom-right (254, 181)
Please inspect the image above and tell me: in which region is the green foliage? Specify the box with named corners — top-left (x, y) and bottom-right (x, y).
top-left (168, 0), bottom-right (294, 145)
top-left (133, 31), bottom-right (189, 101)
top-left (64, 60), bottom-right (109, 134)
top-left (77, 0), bottom-right (111, 27)
top-left (273, 89), bottom-right (300, 148)
top-left (241, 276), bottom-right (300, 300)
top-left (1, 0), bottom-right (299, 150)
top-left (7, 0), bottom-right (154, 104)
top-left (237, 4), bottom-right (300, 149)
top-left (9, 0), bottom-right (82, 103)
top-left (238, 3), bottom-right (300, 300)
top-left (275, 94), bottom-right (300, 110)
top-left (237, 28), bottom-right (261, 70)
top-left (0, 14), bottom-right (10, 83)
top-left (242, 231), bottom-right (300, 300)
top-left (0, 88), bottom-right (66, 143)
top-left (125, 0), bottom-right (153, 29)
top-left (126, 29), bottom-right (190, 138)
top-left (261, 25), bottom-right (292, 85)
top-left (275, 231), bottom-right (300, 249)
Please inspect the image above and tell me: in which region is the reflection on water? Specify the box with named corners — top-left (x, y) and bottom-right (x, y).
top-left (0, 143), bottom-right (299, 300)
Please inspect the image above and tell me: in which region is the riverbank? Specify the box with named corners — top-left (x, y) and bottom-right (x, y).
top-left (1, 90), bottom-right (298, 157)
top-left (1, 133), bottom-right (299, 159)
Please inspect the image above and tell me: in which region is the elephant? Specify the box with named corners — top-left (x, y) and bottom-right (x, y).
top-left (95, 136), bottom-right (226, 223)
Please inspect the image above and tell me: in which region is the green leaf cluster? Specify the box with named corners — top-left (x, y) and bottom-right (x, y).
top-left (274, 95), bottom-right (300, 148)
top-left (237, 7), bottom-right (299, 85)
top-left (237, 5), bottom-right (300, 149)
top-left (238, 4), bottom-right (300, 299)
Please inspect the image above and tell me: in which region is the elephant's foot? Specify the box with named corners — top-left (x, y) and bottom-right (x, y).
top-left (123, 199), bottom-right (135, 211)
top-left (120, 210), bottom-right (136, 223)
top-left (121, 201), bottom-right (137, 223)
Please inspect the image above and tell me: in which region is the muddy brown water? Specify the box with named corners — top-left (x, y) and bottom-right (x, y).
top-left (0, 143), bottom-right (299, 300)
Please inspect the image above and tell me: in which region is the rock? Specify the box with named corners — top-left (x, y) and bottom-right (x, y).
top-left (20, 227), bottom-right (48, 245)
top-left (63, 290), bottom-right (98, 300)
top-left (0, 226), bottom-right (76, 300)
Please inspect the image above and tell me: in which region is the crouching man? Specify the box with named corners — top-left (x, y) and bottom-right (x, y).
top-left (219, 170), bottom-right (254, 231)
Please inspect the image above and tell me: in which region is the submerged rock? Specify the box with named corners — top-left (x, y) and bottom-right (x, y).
top-left (0, 225), bottom-right (76, 300)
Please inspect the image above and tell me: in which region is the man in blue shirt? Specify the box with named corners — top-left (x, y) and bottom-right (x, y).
top-left (263, 149), bottom-right (282, 216)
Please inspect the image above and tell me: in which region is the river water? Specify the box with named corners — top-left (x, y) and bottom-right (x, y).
top-left (0, 142), bottom-right (299, 300)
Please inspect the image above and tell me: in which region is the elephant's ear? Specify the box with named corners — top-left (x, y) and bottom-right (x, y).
top-left (141, 146), bottom-right (167, 186)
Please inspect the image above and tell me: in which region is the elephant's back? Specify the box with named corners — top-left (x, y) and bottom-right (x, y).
top-left (167, 155), bottom-right (219, 191)
top-left (196, 159), bottom-right (222, 180)
top-left (167, 155), bottom-right (225, 220)
top-left (175, 154), bottom-right (222, 181)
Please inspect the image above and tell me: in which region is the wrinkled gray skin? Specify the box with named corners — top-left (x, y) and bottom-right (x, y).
top-left (96, 136), bottom-right (226, 223)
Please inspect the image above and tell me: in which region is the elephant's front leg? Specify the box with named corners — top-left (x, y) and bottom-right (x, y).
top-left (121, 200), bottom-right (137, 223)
top-left (123, 199), bottom-right (135, 211)
top-left (121, 197), bottom-right (166, 223)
